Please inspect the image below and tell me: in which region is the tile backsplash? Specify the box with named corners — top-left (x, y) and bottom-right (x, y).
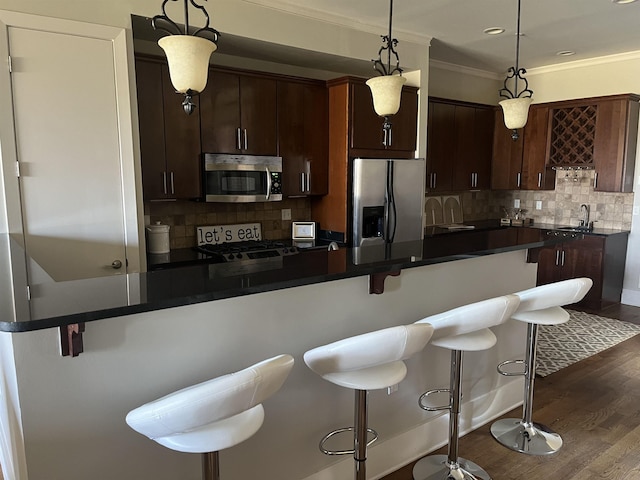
top-left (460, 170), bottom-right (633, 230)
top-left (145, 198), bottom-right (311, 249)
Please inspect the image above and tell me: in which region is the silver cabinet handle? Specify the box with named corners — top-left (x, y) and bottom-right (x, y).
top-left (111, 260), bottom-right (122, 269)
top-left (555, 250), bottom-right (560, 266)
top-left (243, 129), bottom-right (248, 150)
top-left (594, 172), bottom-right (598, 189)
top-left (382, 128), bottom-right (388, 147)
top-left (162, 171), bottom-right (168, 195)
top-left (300, 172), bottom-right (306, 192)
top-left (561, 250), bottom-right (565, 266)
top-left (169, 171), bottom-right (175, 195)
top-left (305, 160), bottom-right (311, 192)
top-left (388, 126), bottom-right (392, 147)
top-left (236, 127), bottom-right (242, 150)
top-left (516, 172), bottom-right (522, 188)
top-left (432, 172), bottom-right (437, 189)
top-left (538, 172), bottom-right (542, 188)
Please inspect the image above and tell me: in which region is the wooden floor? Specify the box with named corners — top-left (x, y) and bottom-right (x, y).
top-left (383, 303), bottom-right (640, 480)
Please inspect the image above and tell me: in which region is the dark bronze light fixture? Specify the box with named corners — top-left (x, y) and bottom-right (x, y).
top-left (499, 0), bottom-right (533, 140)
top-left (153, 0), bottom-right (220, 114)
top-left (366, 0), bottom-right (406, 144)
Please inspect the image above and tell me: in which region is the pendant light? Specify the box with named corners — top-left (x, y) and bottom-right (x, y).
top-left (366, 0), bottom-right (405, 144)
top-left (499, 0), bottom-right (533, 140)
top-left (153, 0), bottom-right (220, 115)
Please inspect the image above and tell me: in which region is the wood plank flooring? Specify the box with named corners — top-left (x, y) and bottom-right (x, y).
top-left (383, 303), bottom-right (640, 480)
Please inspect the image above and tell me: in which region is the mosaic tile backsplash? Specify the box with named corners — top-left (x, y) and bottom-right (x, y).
top-left (460, 170), bottom-right (633, 230)
top-left (146, 198), bottom-right (311, 249)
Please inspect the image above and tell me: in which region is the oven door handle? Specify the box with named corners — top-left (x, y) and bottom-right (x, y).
top-left (265, 166), bottom-right (271, 200)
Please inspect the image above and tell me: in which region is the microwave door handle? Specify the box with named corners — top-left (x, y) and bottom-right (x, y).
top-left (265, 166), bottom-right (271, 200)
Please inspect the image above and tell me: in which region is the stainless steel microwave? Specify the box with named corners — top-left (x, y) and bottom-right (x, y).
top-left (203, 154), bottom-right (283, 202)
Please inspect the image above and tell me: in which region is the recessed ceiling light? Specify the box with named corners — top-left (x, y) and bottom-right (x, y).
top-left (483, 27), bottom-right (505, 35)
top-left (556, 50), bottom-right (576, 56)
top-left (612, 0), bottom-right (637, 4)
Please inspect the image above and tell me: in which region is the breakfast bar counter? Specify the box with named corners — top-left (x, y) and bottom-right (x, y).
top-left (1, 225), bottom-right (580, 332)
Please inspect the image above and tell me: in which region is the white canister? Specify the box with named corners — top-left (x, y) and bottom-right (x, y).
top-left (146, 222), bottom-right (170, 254)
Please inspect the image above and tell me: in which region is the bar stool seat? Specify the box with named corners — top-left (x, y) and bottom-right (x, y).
top-left (304, 324), bottom-right (434, 480)
top-left (491, 277), bottom-right (592, 456)
top-left (413, 294), bottom-right (521, 480)
top-left (126, 354), bottom-right (294, 480)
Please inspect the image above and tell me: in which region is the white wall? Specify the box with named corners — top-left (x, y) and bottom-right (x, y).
top-left (429, 60), bottom-right (502, 105)
top-left (9, 251), bottom-right (535, 480)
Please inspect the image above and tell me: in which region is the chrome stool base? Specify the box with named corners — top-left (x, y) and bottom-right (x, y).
top-left (490, 418), bottom-right (562, 455)
top-left (413, 454), bottom-right (492, 480)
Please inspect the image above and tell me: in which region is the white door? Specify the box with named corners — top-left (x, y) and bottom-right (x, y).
top-left (7, 22), bottom-right (138, 282)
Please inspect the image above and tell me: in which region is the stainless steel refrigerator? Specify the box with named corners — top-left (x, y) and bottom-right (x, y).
top-left (352, 157), bottom-right (426, 264)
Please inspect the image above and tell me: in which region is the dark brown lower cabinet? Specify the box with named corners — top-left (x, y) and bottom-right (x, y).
top-left (531, 232), bottom-right (629, 310)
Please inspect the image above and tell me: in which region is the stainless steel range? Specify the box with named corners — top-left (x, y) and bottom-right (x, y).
top-left (195, 240), bottom-right (298, 263)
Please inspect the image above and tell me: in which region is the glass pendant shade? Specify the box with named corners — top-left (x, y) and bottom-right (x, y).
top-left (158, 35), bottom-right (217, 94)
top-left (366, 75), bottom-right (406, 116)
top-left (499, 97), bottom-right (533, 130)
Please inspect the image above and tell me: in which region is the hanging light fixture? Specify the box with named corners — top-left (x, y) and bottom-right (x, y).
top-left (152, 0), bottom-right (220, 115)
top-left (366, 0), bottom-right (406, 143)
top-left (499, 0), bottom-right (533, 140)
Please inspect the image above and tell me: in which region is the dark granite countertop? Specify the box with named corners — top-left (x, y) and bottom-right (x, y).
top-left (0, 225), bottom-right (608, 332)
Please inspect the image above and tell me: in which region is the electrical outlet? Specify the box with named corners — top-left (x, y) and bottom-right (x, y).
top-left (535, 201), bottom-right (542, 210)
top-left (281, 209), bottom-right (291, 220)
top-left (387, 384), bottom-right (398, 395)
top-left (514, 199), bottom-right (521, 208)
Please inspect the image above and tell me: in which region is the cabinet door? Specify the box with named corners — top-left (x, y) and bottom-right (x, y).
top-left (351, 81), bottom-right (385, 150)
top-left (536, 244), bottom-right (561, 286)
top-left (240, 75), bottom-right (277, 155)
top-left (593, 98), bottom-right (638, 193)
top-left (161, 65), bottom-right (202, 199)
top-left (473, 107), bottom-right (494, 190)
top-left (562, 236), bottom-right (604, 306)
top-left (452, 104), bottom-right (475, 190)
top-left (427, 101), bottom-right (455, 191)
top-left (521, 105), bottom-right (554, 190)
top-left (390, 88), bottom-right (418, 152)
top-left (304, 83), bottom-right (329, 195)
top-left (200, 70), bottom-right (241, 153)
top-left (491, 108), bottom-right (524, 189)
top-left (278, 81), bottom-right (305, 196)
top-left (135, 59), bottom-right (167, 200)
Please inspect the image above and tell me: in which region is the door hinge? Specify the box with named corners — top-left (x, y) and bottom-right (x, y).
top-left (7, 55), bottom-right (12, 73)
top-left (15, 162), bottom-right (20, 177)
top-left (26, 285), bottom-right (31, 301)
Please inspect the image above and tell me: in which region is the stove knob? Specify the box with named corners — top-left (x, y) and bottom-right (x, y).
top-left (236, 253), bottom-right (243, 259)
top-left (227, 254), bottom-right (235, 260)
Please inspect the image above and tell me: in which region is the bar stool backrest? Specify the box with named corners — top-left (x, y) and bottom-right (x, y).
top-left (515, 278), bottom-right (593, 313)
top-left (126, 354), bottom-right (294, 441)
top-left (416, 295), bottom-right (520, 343)
top-left (304, 324), bottom-right (434, 377)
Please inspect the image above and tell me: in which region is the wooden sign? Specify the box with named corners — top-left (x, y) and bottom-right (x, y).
top-left (197, 223), bottom-right (262, 245)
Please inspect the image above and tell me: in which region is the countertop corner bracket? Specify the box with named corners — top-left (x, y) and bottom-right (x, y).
top-left (59, 323), bottom-right (85, 357)
top-left (369, 270), bottom-right (401, 294)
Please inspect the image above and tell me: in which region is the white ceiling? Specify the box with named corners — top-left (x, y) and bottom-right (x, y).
top-left (245, 0), bottom-right (640, 73)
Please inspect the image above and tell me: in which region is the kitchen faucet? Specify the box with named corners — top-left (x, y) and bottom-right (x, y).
top-left (579, 204), bottom-right (590, 228)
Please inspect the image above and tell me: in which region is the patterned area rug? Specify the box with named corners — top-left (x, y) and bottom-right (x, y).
top-left (536, 309), bottom-right (640, 377)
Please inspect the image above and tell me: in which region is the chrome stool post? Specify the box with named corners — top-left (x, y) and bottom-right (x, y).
top-left (413, 295), bottom-right (521, 480)
top-left (202, 451), bottom-right (220, 480)
top-left (490, 278), bottom-right (593, 456)
top-left (305, 324), bottom-right (434, 480)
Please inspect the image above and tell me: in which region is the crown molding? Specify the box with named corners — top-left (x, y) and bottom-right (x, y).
top-left (528, 50), bottom-right (640, 75)
top-left (429, 59), bottom-right (502, 80)
top-left (240, 0), bottom-right (432, 45)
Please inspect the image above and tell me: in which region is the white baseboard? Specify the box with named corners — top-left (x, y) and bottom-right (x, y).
top-left (301, 379), bottom-right (524, 480)
top-left (621, 289), bottom-right (640, 307)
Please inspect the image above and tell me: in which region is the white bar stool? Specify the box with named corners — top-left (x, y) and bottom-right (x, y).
top-left (125, 354), bottom-right (294, 480)
top-left (490, 277), bottom-right (592, 455)
top-left (304, 324), bottom-right (434, 480)
top-left (413, 294), bottom-right (521, 480)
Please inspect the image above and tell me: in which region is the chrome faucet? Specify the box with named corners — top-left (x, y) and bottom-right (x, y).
top-left (579, 204), bottom-right (590, 227)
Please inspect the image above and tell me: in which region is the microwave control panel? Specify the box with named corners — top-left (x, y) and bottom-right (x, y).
top-left (270, 172), bottom-right (282, 194)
